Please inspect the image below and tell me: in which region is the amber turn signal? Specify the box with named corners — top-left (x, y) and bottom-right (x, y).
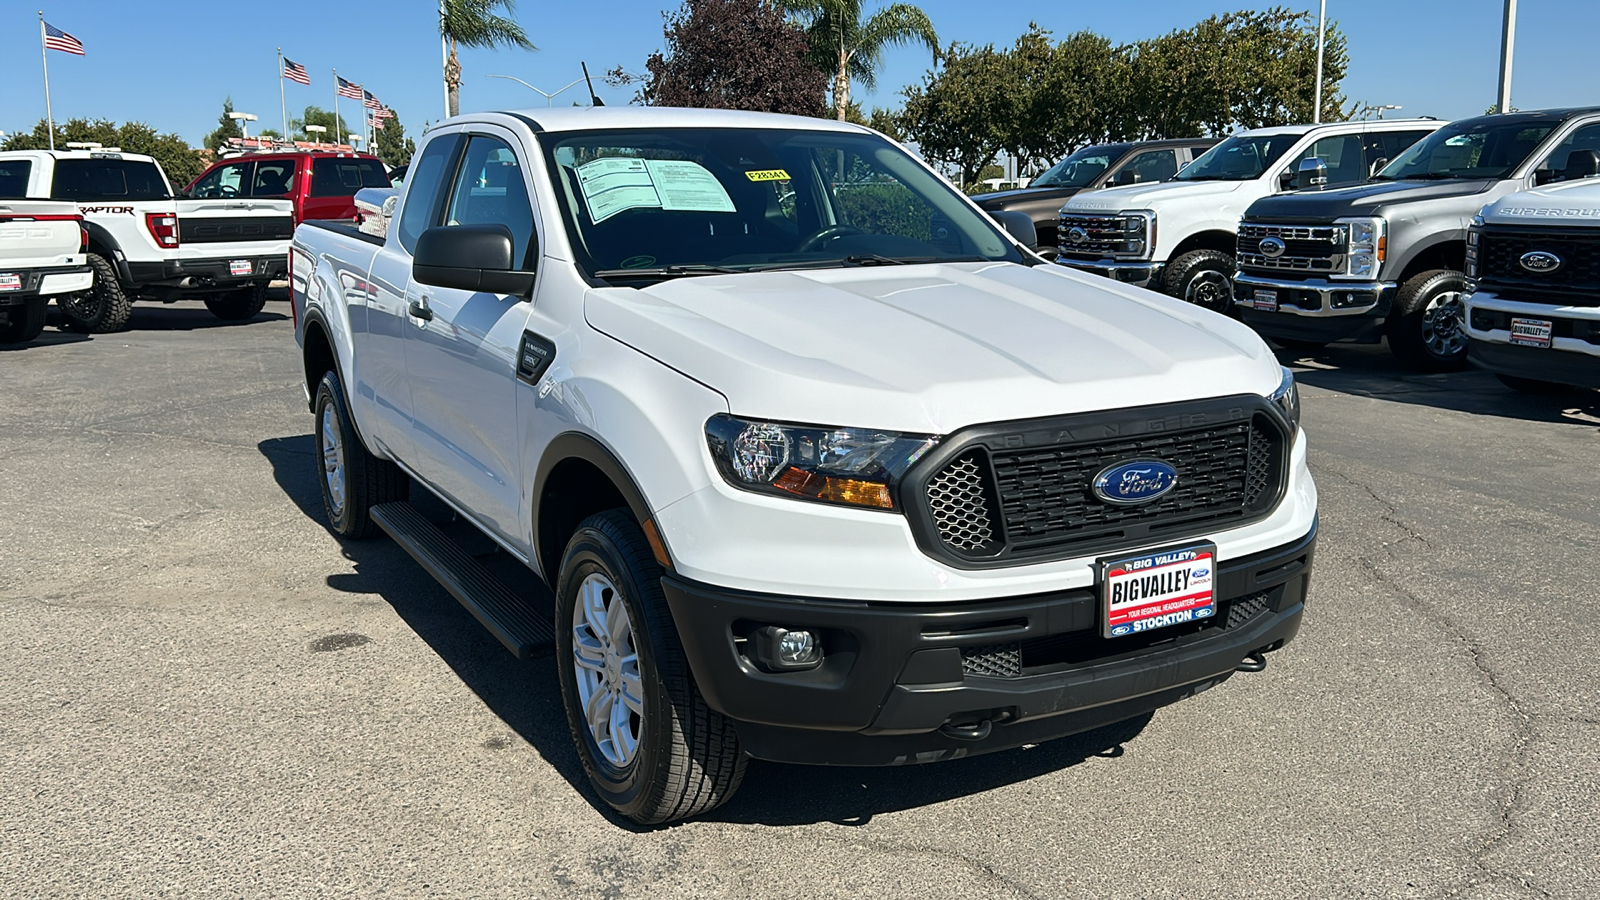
top-left (772, 467), bottom-right (893, 509)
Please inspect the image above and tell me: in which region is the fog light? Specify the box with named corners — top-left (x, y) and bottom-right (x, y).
top-left (755, 626), bottom-right (822, 670)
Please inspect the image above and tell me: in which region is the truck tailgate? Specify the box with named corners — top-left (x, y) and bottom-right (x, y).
top-left (0, 201), bottom-right (83, 270)
top-left (175, 199), bottom-right (295, 261)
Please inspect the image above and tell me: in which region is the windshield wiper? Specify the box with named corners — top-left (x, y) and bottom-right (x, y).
top-left (593, 264), bottom-right (743, 280)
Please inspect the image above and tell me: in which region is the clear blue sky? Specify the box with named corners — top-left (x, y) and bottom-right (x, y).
top-left (1, 0), bottom-right (1596, 147)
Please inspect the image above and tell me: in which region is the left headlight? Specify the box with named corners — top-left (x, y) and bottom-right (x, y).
top-left (705, 415), bottom-right (937, 511)
top-left (1335, 216), bottom-right (1386, 279)
top-left (1268, 366), bottom-right (1301, 434)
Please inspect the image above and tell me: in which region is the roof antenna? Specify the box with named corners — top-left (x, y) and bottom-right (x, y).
top-left (581, 62), bottom-right (604, 107)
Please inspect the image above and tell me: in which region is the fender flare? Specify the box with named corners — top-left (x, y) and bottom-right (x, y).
top-left (81, 221), bottom-right (132, 285)
top-left (532, 431), bottom-right (658, 569)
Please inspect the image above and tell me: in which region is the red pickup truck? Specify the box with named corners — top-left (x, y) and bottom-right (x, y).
top-left (184, 151), bottom-right (389, 224)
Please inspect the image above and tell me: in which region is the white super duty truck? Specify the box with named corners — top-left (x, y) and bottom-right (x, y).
top-left (1056, 118), bottom-right (1443, 312)
top-left (1465, 177), bottom-right (1600, 391)
top-left (291, 107), bottom-right (1319, 825)
top-left (0, 198), bottom-right (91, 344)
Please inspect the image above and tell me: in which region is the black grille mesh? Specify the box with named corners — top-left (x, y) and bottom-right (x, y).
top-left (1225, 590), bottom-right (1273, 629)
top-left (925, 451), bottom-right (1000, 553)
top-left (961, 642), bottom-right (1022, 678)
top-left (1477, 229), bottom-right (1600, 304)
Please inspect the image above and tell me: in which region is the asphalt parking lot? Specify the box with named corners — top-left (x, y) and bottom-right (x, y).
top-left (3, 298), bottom-right (1598, 899)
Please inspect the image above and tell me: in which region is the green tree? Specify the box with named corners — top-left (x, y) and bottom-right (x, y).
top-left (901, 41), bottom-right (1010, 186)
top-left (441, 0), bottom-right (537, 117)
top-left (295, 106), bottom-right (353, 143)
top-left (2, 118), bottom-right (204, 187)
top-left (373, 111), bottom-right (416, 167)
top-left (783, 0), bottom-right (939, 121)
top-left (203, 97), bottom-right (241, 151)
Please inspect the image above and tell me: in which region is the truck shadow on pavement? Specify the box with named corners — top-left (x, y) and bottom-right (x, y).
top-left (1275, 342), bottom-right (1600, 427)
top-left (259, 433), bottom-right (1161, 829)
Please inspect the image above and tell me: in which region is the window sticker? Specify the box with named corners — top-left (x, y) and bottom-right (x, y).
top-left (575, 157), bottom-right (735, 223)
top-left (745, 169), bottom-right (790, 182)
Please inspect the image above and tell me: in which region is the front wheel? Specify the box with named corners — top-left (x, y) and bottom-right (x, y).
top-left (312, 371), bottom-right (408, 538)
top-left (204, 282), bottom-right (269, 321)
top-left (1162, 249), bottom-right (1236, 314)
top-left (555, 510), bottom-right (746, 825)
top-left (1387, 269), bottom-right (1469, 372)
top-left (0, 297), bottom-right (48, 344)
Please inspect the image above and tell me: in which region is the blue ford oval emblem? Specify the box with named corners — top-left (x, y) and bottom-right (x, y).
top-left (1519, 250), bottom-right (1562, 274)
top-left (1092, 459), bottom-right (1179, 505)
top-left (1258, 236), bottom-right (1286, 259)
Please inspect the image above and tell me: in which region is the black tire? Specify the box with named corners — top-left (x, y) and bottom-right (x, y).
top-left (204, 282), bottom-right (269, 321)
top-left (1496, 373), bottom-right (1572, 394)
top-left (59, 254), bottom-right (132, 334)
top-left (1387, 269), bottom-right (1470, 372)
top-left (312, 371), bottom-right (408, 539)
top-left (555, 509), bottom-right (746, 825)
top-left (0, 296), bottom-right (48, 344)
top-left (1162, 249), bottom-right (1236, 313)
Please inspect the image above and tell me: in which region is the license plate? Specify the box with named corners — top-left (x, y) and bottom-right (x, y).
top-left (0, 273), bottom-right (19, 292)
top-left (229, 260), bottom-right (253, 277)
top-left (1509, 316), bottom-right (1553, 349)
top-left (1252, 289), bottom-right (1279, 312)
top-left (1101, 544), bottom-right (1217, 638)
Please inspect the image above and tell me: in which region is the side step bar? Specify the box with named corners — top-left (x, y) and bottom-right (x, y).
top-left (370, 501), bottom-right (555, 659)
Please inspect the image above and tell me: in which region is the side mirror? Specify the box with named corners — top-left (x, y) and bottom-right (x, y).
top-left (413, 224), bottom-right (536, 295)
top-left (990, 210), bottom-right (1038, 250)
top-left (1563, 149), bottom-right (1600, 181)
top-left (1534, 167), bottom-right (1560, 186)
top-left (1295, 157), bottom-right (1330, 190)
top-left (1112, 169), bottom-right (1142, 187)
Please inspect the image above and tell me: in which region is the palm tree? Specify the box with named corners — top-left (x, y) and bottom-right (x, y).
top-left (782, 1), bottom-right (938, 121)
top-left (440, 0), bottom-right (537, 117)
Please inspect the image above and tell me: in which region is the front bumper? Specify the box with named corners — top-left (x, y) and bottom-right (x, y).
top-left (663, 523), bottom-right (1315, 766)
top-left (0, 265), bottom-right (93, 304)
top-left (1466, 291), bottom-right (1600, 388)
top-left (1234, 273), bottom-right (1396, 341)
top-left (1055, 257), bottom-right (1163, 288)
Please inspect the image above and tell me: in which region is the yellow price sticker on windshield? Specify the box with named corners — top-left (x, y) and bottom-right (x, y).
top-left (745, 169), bottom-right (790, 182)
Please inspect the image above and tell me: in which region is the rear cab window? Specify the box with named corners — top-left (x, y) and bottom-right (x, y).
top-left (0, 160), bottom-right (32, 199)
top-left (189, 161), bottom-right (252, 199)
top-left (310, 157), bottom-right (390, 198)
top-left (51, 157), bottom-right (171, 202)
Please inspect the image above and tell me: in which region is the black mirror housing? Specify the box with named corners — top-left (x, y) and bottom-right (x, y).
top-left (1278, 170), bottom-right (1295, 191)
top-left (413, 224), bottom-right (537, 295)
top-left (990, 210), bottom-right (1038, 250)
top-left (1563, 149), bottom-right (1600, 181)
top-left (1112, 169), bottom-right (1142, 187)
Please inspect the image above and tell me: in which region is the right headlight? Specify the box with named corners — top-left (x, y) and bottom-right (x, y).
top-left (1334, 216), bottom-right (1386, 279)
top-left (705, 415), bottom-right (936, 511)
top-left (1267, 366), bottom-right (1301, 434)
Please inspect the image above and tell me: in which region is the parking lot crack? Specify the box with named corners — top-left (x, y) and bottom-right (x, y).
top-left (1309, 462), bottom-right (1432, 548)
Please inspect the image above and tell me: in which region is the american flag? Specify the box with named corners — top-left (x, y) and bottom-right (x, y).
top-left (336, 76), bottom-right (362, 100)
top-left (374, 107), bottom-right (395, 120)
top-left (371, 118), bottom-right (385, 132)
top-left (363, 90), bottom-right (383, 111)
top-left (43, 22), bottom-right (84, 56)
top-left (282, 57), bottom-right (310, 86)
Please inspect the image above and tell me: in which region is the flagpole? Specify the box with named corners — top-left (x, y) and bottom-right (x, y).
top-left (278, 48), bottom-right (288, 143)
top-left (39, 12), bottom-right (55, 151)
top-left (332, 68), bottom-right (340, 149)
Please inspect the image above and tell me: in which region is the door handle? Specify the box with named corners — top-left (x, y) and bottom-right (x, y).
top-left (408, 298), bottom-right (433, 321)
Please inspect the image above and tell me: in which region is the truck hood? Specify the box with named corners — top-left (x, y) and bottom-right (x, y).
top-left (1062, 180), bottom-right (1244, 212)
top-left (973, 186), bottom-right (1082, 209)
top-left (1481, 178), bottom-right (1600, 225)
top-left (1245, 178), bottom-right (1498, 220)
top-left (584, 262), bottom-right (1280, 435)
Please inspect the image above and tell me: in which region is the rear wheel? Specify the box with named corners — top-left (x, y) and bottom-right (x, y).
top-left (555, 510), bottom-right (746, 825)
top-left (1162, 249), bottom-right (1236, 314)
top-left (60, 254), bottom-right (132, 334)
top-left (204, 282), bottom-right (269, 321)
top-left (312, 371), bottom-right (408, 539)
top-left (1387, 269), bottom-right (1469, 372)
top-left (0, 297), bottom-right (48, 344)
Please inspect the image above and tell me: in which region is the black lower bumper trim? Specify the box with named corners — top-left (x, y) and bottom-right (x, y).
top-left (1469, 338), bottom-right (1600, 389)
top-left (127, 255), bottom-right (287, 295)
top-left (1240, 308), bottom-right (1386, 343)
top-left (662, 522), bottom-right (1315, 765)
top-left (0, 264), bottom-right (92, 303)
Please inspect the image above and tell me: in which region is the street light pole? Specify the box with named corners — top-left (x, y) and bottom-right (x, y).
top-left (1497, 0), bottom-right (1517, 114)
top-left (228, 112), bottom-right (259, 141)
top-left (484, 74), bottom-right (586, 107)
top-left (1312, 0), bottom-right (1327, 124)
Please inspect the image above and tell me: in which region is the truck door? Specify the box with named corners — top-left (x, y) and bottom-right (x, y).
top-left (401, 129), bottom-right (537, 547)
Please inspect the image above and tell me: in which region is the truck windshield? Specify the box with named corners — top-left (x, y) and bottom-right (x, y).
top-left (540, 127), bottom-right (1023, 281)
top-left (1176, 134), bottom-right (1301, 181)
top-left (1031, 144), bottom-right (1131, 188)
top-left (1375, 119), bottom-right (1556, 181)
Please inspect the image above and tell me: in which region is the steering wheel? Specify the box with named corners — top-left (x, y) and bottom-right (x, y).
top-left (218, 184), bottom-right (240, 198)
top-left (797, 224), bottom-right (864, 253)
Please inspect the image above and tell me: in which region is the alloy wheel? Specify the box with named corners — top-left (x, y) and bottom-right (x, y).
top-left (571, 572), bottom-right (644, 768)
top-left (320, 405), bottom-right (347, 516)
top-left (1420, 290), bottom-right (1466, 359)
top-left (1185, 269), bottom-right (1233, 312)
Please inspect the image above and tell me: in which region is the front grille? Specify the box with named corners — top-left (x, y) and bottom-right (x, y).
top-left (1476, 227), bottom-right (1600, 305)
top-left (1237, 222), bottom-right (1346, 275)
top-left (1057, 213), bottom-right (1136, 259)
top-left (911, 399), bottom-right (1288, 567)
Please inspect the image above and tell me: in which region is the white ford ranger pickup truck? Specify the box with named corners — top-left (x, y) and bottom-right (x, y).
top-left (0, 197), bottom-right (91, 344)
top-left (1465, 175), bottom-right (1600, 391)
top-left (291, 108), bottom-right (1319, 825)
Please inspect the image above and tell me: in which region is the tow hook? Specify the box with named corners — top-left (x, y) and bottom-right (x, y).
top-left (939, 720), bottom-right (993, 741)
top-left (1237, 651), bottom-right (1268, 673)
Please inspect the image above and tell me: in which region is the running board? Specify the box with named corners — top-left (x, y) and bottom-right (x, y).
top-left (370, 501), bottom-right (555, 659)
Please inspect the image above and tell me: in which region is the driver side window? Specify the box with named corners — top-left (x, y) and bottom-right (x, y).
top-left (191, 161), bottom-right (251, 198)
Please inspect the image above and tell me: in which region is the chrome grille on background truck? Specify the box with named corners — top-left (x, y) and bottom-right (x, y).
top-left (1056, 213), bottom-right (1132, 259)
top-left (1474, 227), bottom-right (1600, 304)
top-left (1236, 223), bottom-right (1347, 274)
top-left (910, 400), bottom-right (1288, 567)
